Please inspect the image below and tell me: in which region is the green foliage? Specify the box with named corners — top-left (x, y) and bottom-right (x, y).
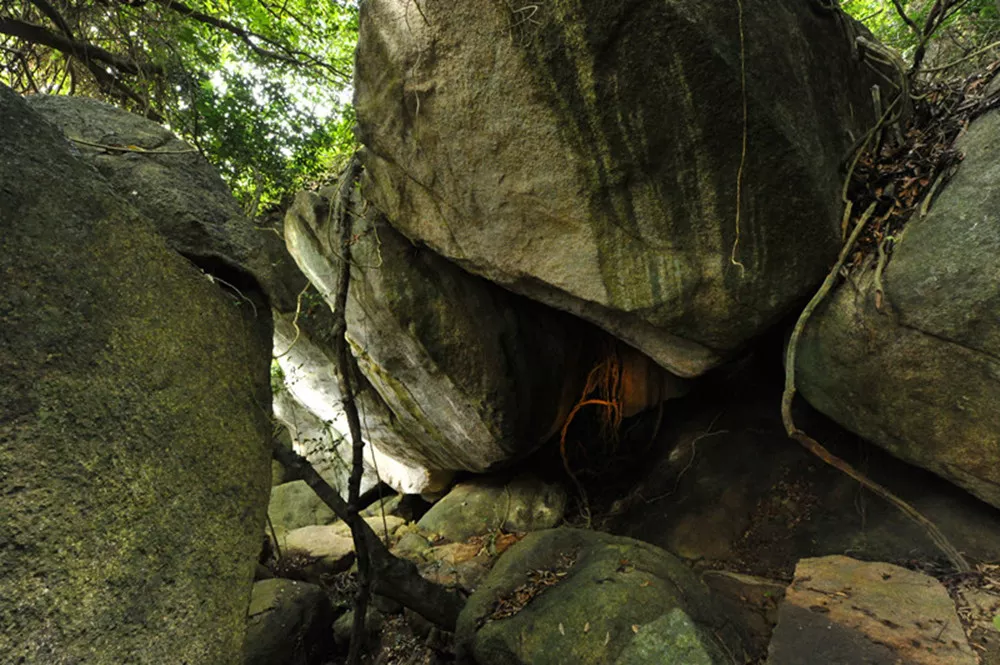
top-left (0, 0), bottom-right (358, 210)
top-left (842, 0), bottom-right (1000, 64)
top-left (270, 359), bottom-right (285, 395)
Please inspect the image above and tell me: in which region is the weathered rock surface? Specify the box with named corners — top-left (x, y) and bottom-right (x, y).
top-left (272, 381), bottom-right (381, 496)
top-left (797, 109), bottom-right (1000, 508)
top-left (285, 186), bottom-right (605, 473)
top-left (242, 579), bottom-right (335, 665)
top-left (417, 475), bottom-right (567, 542)
top-left (355, 0), bottom-right (886, 378)
top-left (1, 86), bottom-right (272, 663)
top-left (456, 528), bottom-right (742, 664)
top-left (25, 94), bottom-right (302, 311)
top-left (767, 556), bottom-right (976, 665)
top-left (273, 307), bottom-right (453, 494)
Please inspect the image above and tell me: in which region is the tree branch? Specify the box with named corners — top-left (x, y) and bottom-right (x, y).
top-left (272, 444), bottom-right (466, 631)
top-left (888, 0), bottom-right (919, 34)
top-left (328, 156), bottom-right (371, 665)
top-left (0, 17), bottom-right (163, 77)
top-left (25, 0), bottom-right (74, 39)
top-left (149, 0), bottom-right (349, 80)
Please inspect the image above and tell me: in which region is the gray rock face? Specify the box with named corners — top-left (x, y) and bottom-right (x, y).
top-left (456, 528), bottom-right (742, 664)
top-left (242, 579), bottom-right (335, 665)
top-left (0, 86), bottom-right (272, 663)
top-left (797, 110), bottom-right (1000, 508)
top-left (355, 0), bottom-right (886, 378)
top-left (273, 308), bottom-right (453, 494)
top-left (25, 94), bottom-right (302, 310)
top-left (767, 556), bottom-right (976, 665)
top-left (285, 187), bottom-right (604, 473)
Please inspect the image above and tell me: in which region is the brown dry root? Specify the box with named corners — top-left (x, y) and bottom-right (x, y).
top-left (782, 202), bottom-right (970, 573)
top-left (559, 345), bottom-right (626, 525)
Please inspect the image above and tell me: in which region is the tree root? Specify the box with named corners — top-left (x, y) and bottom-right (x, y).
top-left (782, 202), bottom-right (970, 573)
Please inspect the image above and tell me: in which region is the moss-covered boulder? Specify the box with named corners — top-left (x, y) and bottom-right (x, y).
top-left (797, 110), bottom-right (1000, 508)
top-left (24, 93), bottom-right (303, 311)
top-left (456, 528), bottom-right (742, 664)
top-left (242, 579), bottom-right (335, 665)
top-left (0, 86), bottom-right (272, 662)
top-left (355, 0), bottom-right (887, 379)
top-left (268, 480), bottom-right (338, 534)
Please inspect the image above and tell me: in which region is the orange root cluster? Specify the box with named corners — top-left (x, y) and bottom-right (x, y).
top-left (559, 345), bottom-right (625, 483)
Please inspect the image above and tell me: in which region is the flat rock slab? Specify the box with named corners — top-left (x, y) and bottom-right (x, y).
top-left (279, 515), bottom-right (407, 572)
top-left (767, 556), bottom-right (976, 665)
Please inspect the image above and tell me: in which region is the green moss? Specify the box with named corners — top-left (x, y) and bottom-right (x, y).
top-left (1, 119), bottom-right (273, 665)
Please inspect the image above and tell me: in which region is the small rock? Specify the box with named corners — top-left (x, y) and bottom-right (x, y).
top-left (326, 515), bottom-right (406, 543)
top-left (417, 475), bottom-right (567, 542)
top-left (268, 480), bottom-right (337, 534)
top-left (420, 542), bottom-right (494, 592)
top-left (243, 579), bottom-right (335, 665)
top-left (392, 529), bottom-right (433, 561)
top-left (767, 555), bottom-right (977, 665)
top-left (333, 607), bottom-right (383, 647)
top-left (281, 525), bottom-right (355, 574)
top-left (702, 570), bottom-right (785, 655)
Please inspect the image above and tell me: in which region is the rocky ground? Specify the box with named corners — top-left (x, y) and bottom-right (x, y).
top-left (248, 342), bottom-right (1000, 665)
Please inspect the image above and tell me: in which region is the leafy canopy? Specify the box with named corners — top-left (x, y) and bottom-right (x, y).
top-left (0, 0), bottom-right (358, 212)
top-left (842, 0), bottom-right (999, 69)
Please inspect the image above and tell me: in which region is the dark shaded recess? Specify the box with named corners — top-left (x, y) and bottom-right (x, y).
top-left (180, 253), bottom-right (271, 316)
top-left (604, 324), bottom-right (1000, 577)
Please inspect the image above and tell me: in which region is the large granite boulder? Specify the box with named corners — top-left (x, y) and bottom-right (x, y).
top-left (797, 110), bottom-right (1000, 508)
top-left (285, 186), bottom-right (680, 474)
top-left (456, 528), bottom-right (743, 664)
top-left (25, 94), bottom-right (303, 311)
top-left (0, 87), bottom-right (272, 662)
top-left (355, 0), bottom-right (886, 378)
